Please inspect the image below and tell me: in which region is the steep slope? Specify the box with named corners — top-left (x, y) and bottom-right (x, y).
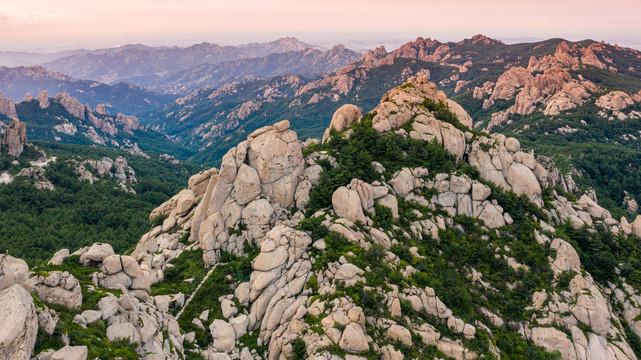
top-left (6, 77), bottom-right (641, 360)
top-left (146, 45), bottom-right (362, 94)
top-left (43, 37), bottom-right (313, 85)
top-left (0, 90), bottom-right (194, 159)
top-left (0, 65), bottom-right (175, 114)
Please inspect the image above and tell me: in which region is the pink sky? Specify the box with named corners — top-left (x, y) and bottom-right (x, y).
top-left (1, 0), bottom-right (640, 52)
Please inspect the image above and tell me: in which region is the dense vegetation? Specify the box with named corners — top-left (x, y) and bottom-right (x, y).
top-left (0, 142), bottom-right (200, 265)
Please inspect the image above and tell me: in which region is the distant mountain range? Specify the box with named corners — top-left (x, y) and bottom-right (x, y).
top-left (0, 49), bottom-right (92, 67)
top-left (141, 45), bottom-right (361, 94)
top-left (42, 37), bottom-right (315, 84)
top-left (0, 66), bottom-right (175, 114)
top-left (0, 40), bottom-right (360, 112)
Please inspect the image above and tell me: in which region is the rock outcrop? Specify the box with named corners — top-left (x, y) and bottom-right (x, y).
top-left (0, 119), bottom-right (27, 157)
top-left (16, 167), bottom-right (54, 190)
top-left (0, 91), bottom-right (18, 120)
top-left (113, 113), bottom-right (142, 134)
top-left (322, 104), bottom-right (362, 142)
top-left (36, 90), bottom-right (50, 109)
top-left (372, 75), bottom-right (473, 132)
top-left (49, 345), bottom-right (87, 360)
top-left (596, 91), bottom-right (634, 111)
top-left (85, 157), bottom-right (137, 184)
top-left (54, 92), bottom-right (85, 120)
top-left (0, 254), bottom-right (29, 291)
top-left (490, 66), bottom-right (533, 101)
top-left (23, 271), bottom-right (82, 309)
top-left (97, 254), bottom-right (153, 298)
top-left (0, 284), bottom-right (38, 360)
top-left (191, 120), bottom-right (305, 264)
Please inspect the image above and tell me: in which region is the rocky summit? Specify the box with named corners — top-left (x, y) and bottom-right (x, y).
top-left (3, 77), bottom-right (641, 360)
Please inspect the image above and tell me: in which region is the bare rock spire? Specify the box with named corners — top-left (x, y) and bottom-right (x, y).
top-left (0, 119), bottom-right (28, 157)
top-left (0, 91), bottom-right (18, 120)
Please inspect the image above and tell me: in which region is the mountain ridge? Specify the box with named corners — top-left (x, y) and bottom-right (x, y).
top-left (42, 37), bottom-right (317, 85)
top-left (143, 45), bottom-right (362, 94)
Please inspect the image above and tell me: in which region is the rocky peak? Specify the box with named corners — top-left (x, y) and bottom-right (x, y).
top-left (95, 104), bottom-right (110, 115)
top-left (54, 92), bottom-right (85, 120)
top-left (361, 45), bottom-right (388, 68)
top-left (460, 34), bottom-right (505, 46)
top-left (189, 119), bottom-right (305, 264)
top-left (528, 42), bottom-right (580, 72)
top-left (580, 43), bottom-right (609, 69)
top-left (372, 45), bottom-right (387, 57)
top-left (0, 90), bottom-right (18, 120)
top-left (37, 90), bottom-right (50, 109)
top-left (371, 75), bottom-right (473, 132)
top-left (0, 119), bottom-right (27, 157)
top-left (511, 67), bottom-right (573, 115)
top-left (329, 44), bottom-right (347, 53)
top-left (484, 65), bottom-right (596, 127)
top-left (273, 36), bottom-right (307, 51)
top-left (556, 40), bottom-right (571, 55)
top-left (394, 37), bottom-right (442, 60)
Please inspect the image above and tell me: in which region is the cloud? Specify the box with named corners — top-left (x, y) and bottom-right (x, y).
top-left (0, 11), bottom-right (65, 25)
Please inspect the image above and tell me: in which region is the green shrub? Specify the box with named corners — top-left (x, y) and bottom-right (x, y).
top-left (150, 249), bottom-right (207, 296)
top-left (150, 214), bottom-right (168, 228)
top-left (373, 204), bottom-right (394, 230)
top-left (292, 338), bottom-right (307, 360)
top-left (297, 216), bottom-right (329, 240)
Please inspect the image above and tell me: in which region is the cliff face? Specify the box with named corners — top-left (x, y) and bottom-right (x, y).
top-left (4, 78), bottom-right (641, 360)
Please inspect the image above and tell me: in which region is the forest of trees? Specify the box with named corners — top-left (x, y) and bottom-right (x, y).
top-left (0, 141), bottom-right (201, 265)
